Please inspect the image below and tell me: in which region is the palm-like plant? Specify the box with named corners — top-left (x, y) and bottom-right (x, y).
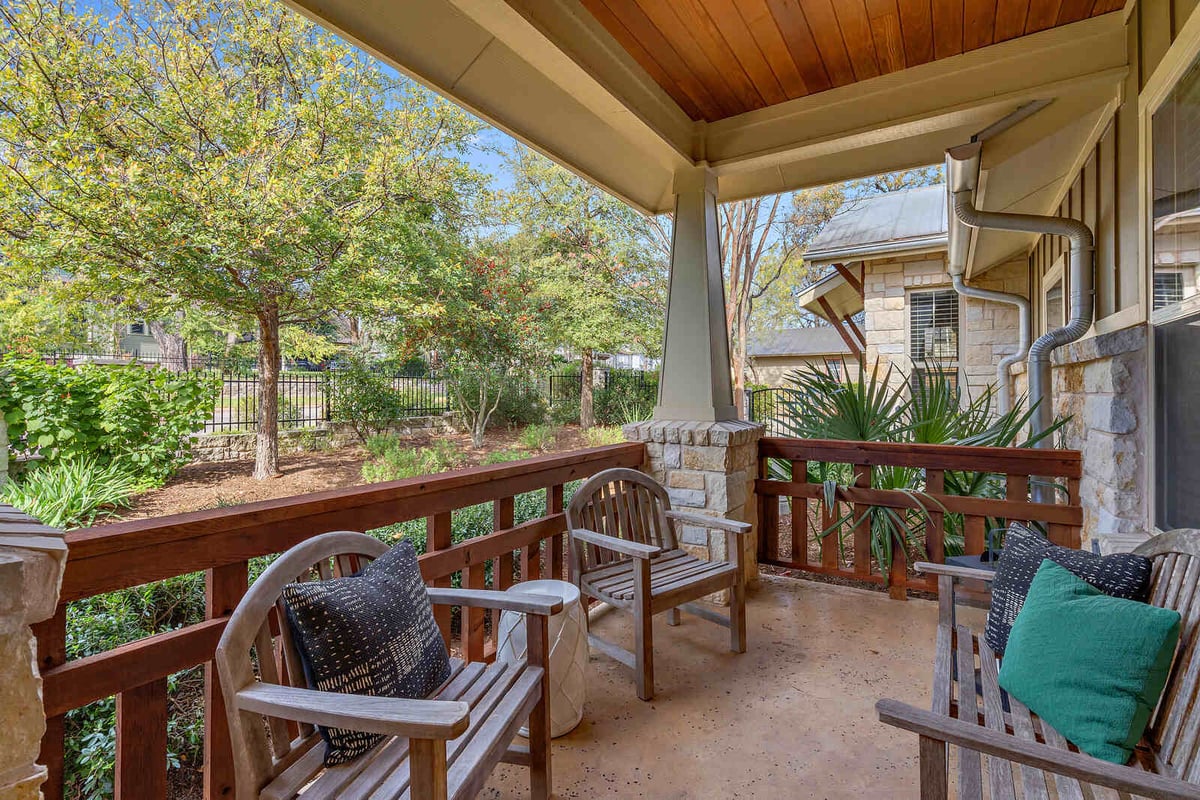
top-left (769, 359), bottom-right (1066, 582)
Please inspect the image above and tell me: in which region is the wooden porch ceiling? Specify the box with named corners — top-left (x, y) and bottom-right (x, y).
top-left (578, 0), bottom-right (1125, 122)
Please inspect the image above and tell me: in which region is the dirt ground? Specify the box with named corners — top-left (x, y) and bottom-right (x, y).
top-left (119, 425), bottom-right (596, 520)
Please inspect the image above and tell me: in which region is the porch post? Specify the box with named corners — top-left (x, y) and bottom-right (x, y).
top-left (626, 164), bottom-right (763, 593)
top-left (655, 164), bottom-right (737, 422)
top-left (0, 506), bottom-right (66, 800)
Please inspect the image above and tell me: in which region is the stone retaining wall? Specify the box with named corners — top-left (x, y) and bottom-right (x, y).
top-left (190, 415), bottom-right (461, 463)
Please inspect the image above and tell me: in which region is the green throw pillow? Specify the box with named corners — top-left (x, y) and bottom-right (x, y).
top-left (998, 560), bottom-right (1180, 764)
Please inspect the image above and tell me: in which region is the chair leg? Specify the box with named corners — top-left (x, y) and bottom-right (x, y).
top-left (918, 735), bottom-right (948, 800)
top-left (730, 575), bottom-right (746, 654)
top-left (409, 738), bottom-right (449, 800)
top-left (526, 612), bottom-right (553, 800)
top-left (633, 558), bottom-right (653, 701)
top-left (666, 607), bottom-right (681, 626)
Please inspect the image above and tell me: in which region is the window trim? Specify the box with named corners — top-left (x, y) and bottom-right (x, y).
top-left (906, 287), bottom-right (962, 368)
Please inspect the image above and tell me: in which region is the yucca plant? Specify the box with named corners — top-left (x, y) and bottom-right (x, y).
top-left (770, 359), bottom-right (1067, 582)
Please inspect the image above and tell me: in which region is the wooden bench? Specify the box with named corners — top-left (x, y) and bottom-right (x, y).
top-left (215, 531), bottom-right (559, 800)
top-left (566, 468), bottom-right (750, 701)
top-left (877, 529), bottom-right (1200, 800)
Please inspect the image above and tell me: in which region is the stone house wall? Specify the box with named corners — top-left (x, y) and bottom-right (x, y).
top-left (861, 253), bottom-right (1028, 401)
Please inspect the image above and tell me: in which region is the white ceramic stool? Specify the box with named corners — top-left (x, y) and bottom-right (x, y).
top-left (496, 579), bottom-right (587, 737)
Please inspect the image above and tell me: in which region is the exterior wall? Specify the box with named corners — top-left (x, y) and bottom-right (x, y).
top-left (747, 354), bottom-right (835, 387)
top-left (861, 253), bottom-right (1028, 400)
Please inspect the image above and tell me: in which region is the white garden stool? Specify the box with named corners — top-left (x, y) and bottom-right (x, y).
top-left (496, 579), bottom-right (587, 737)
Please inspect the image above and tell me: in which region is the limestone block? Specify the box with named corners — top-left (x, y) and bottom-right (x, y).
top-left (664, 443), bottom-right (681, 469)
top-left (667, 488), bottom-right (706, 508)
top-left (679, 525), bottom-right (708, 546)
top-left (1084, 394), bottom-right (1137, 435)
top-left (668, 470), bottom-right (706, 490)
top-left (644, 442), bottom-right (664, 461)
top-left (682, 445), bottom-right (730, 472)
top-left (0, 633), bottom-right (44, 777)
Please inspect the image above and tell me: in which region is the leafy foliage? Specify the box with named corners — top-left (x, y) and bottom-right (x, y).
top-left (583, 426), bottom-right (625, 447)
top-left (770, 361), bottom-right (1066, 579)
top-left (361, 436), bottom-right (466, 483)
top-left (517, 423), bottom-right (557, 451)
top-left (0, 458), bottom-right (147, 529)
top-left (0, 356), bottom-right (218, 482)
top-left (328, 354), bottom-right (412, 443)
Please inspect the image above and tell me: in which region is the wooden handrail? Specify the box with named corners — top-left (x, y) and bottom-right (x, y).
top-left (34, 442), bottom-right (645, 800)
top-left (756, 438), bottom-right (1083, 601)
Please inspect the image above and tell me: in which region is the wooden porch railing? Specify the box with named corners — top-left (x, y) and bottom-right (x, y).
top-left (31, 442), bottom-right (644, 800)
top-left (755, 438), bottom-right (1083, 599)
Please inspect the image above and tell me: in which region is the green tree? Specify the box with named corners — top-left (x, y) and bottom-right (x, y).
top-left (0, 0), bottom-right (481, 477)
top-left (401, 257), bottom-right (549, 447)
top-left (501, 149), bottom-right (666, 427)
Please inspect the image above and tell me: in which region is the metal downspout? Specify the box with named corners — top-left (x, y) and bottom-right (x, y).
top-left (945, 142), bottom-right (1096, 446)
top-left (949, 273), bottom-right (1030, 414)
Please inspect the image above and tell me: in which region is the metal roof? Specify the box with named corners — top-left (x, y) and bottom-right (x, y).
top-left (748, 327), bottom-right (852, 357)
top-left (804, 184), bottom-right (948, 267)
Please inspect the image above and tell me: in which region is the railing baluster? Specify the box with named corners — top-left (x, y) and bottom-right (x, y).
top-left (115, 678), bottom-right (168, 799)
top-left (965, 514), bottom-right (986, 556)
top-left (205, 561), bottom-right (247, 800)
top-left (465, 561), bottom-right (487, 662)
top-left (852, 463), bottom-right (872, 577)
top-left (428, 512), bottom-right (453, 643)
top-left (492, 497), bottom-right (516, 651)
top-left (790, 459), bottom-right (808, 564)
top-left (926, 469), bottom-right (946, 592)
top-left (820, 491), bottom-right (838, 571)
top-left (34, 606), bottom-right (66, 800)
top-left (758, 455), bottom-right (780, 564)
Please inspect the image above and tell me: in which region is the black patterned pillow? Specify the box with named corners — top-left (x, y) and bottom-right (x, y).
top-left (281, 540), bottom-right (451, 765)
top-left (985, 524), bottom-right (1153, 656)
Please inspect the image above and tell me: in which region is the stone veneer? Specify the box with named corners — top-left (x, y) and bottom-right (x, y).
top-left (1014, 325), bottom-right (1150, 553)
top-left (622, 420), bottom-right (763, 592)
top-left (0, 505), bottom-right (66, 800)
top-left (862, 254), bottom-right (1027, 400)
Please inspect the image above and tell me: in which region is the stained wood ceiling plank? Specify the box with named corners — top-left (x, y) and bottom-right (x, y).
top-left (764, 0), bottom-right (833, 93)
top-left (931, 0), bottom-right (965, 58)
top-left (590, 0), bottom-right (726, 120)
top-left (1057, 0), bottom-right (1097, 24)
top-left (897, 0), bottom-right (936, 66)
top-left (630, 0), bottom-right (747, 117)
top-left (737, 0), bottom-right (810, 98)
top-left (1024, 0), bottom-right (1064, 31)
top-left (578, 0), bottom-right (706, 119)
top-left (697, 0), bottom-right (790, 105)
top-left (964, 0), bottom-right (998, 50)
top-left (833, 0), bottom-right (884, 81)
top-left (668, 0), bottom-right (770, 112)
top-left (797, 0), bottom-right (859, 87)
top-left (865, 0), bottom-right (907, 73)
top-left (1090, 0), bottom-right (1126, 12)
top-left (994, 0), bottom-right (1031, 41)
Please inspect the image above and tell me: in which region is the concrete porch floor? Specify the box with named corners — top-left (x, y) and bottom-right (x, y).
top-left (483, 574), bottom-right (957, 799)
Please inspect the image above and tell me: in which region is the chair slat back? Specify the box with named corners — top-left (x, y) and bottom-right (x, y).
top-left (566, 468), bottom-right (674, 571)
top-left (214, 530), bottom-right (390, 798)
top-left (1133, 529), bottom-right (1200, 781)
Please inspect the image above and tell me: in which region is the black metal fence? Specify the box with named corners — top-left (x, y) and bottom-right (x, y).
top-left (746, 387), bottom-right (801, 437)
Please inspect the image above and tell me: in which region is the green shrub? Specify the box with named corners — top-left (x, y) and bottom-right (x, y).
top-left (361, 436), bottom-right (465, 483)
top-left (482, 449), bottom-right (526, 465)
top-left (594, 370), bottom-right (657, 426)
top-left (584, 426), bottom-right (625, 447)
top-left (451, 372), bottom-right (546, 430)
top-left (0, 355), bottom-right (218, 484)
top-left (0, 458), bottom-right (148, 529)
top-left (518, 423), bottom-right (557, 451)
top-left (328, 355), bottom-right (408, 442)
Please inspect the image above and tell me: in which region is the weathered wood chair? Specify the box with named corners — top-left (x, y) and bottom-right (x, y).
top-left (565, 468), bottom-right (751, 701)
top-left (214, 530), bottom-right (560, 800)
top-left (877, 529), bottom-right (1200, 800)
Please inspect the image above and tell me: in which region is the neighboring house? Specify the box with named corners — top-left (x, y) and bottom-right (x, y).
top-left (796, 184), bottom-right (1028, 401)
top-left (117, 321), bottom-right (160, 358)
top-left (746, 327), bottom-right (852, 387)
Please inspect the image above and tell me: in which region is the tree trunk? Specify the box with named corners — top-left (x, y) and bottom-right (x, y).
top-left (148, 319), bottom-right (188, 371)
top-left (253, 306), bottom-right (283, 479)
top-left (580, 349), bottom-right (595, 429)
top-left (733, 305), bottom-right (749, 418)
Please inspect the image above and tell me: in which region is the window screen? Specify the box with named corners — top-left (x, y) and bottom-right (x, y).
top-left (909, 290), bottom-right (960, 363)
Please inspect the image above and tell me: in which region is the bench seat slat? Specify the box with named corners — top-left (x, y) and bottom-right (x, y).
top-left (955, 625), bottom-right (984, 800)
top-left (977, 637), bottom-right (1016, 800)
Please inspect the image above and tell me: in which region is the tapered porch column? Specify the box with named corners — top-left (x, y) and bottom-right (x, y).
top-left (655, 165), bottom-right (737, 422)
top-left (627, 164), bottom-right (763, 592)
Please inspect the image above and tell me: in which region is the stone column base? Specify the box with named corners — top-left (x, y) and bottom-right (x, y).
top-left (623, 420), bottom-right (764, 599)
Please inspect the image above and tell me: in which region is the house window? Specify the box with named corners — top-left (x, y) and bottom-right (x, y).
top-left (128, 322), bottom-right (146, 335)
top-left (1154, 271), bottom-right (1185, 310)
top-left (1151, 51), bottom-right (1200, 529)
top-left (909, 289), bottom-right (959, 363)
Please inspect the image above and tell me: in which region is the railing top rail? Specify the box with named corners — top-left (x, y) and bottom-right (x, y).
top-left (759, 437), bottom-right (1083, 478)
top-left (60, 443), bottom-right (643, 601)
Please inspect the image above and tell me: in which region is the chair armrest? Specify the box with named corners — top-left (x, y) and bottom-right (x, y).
top-left (425, 587), bottom-right (562, 615)
top-left (237, 683), bottom-right (470, 740)
top-left (666, 510), bottom-right (753, 536)
top-left (571, 527), bottom-right (661, 558)
top-left (876, 699), bottom-right (1200, 800)
top-left (915, 562), bottom-right (997, 583)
